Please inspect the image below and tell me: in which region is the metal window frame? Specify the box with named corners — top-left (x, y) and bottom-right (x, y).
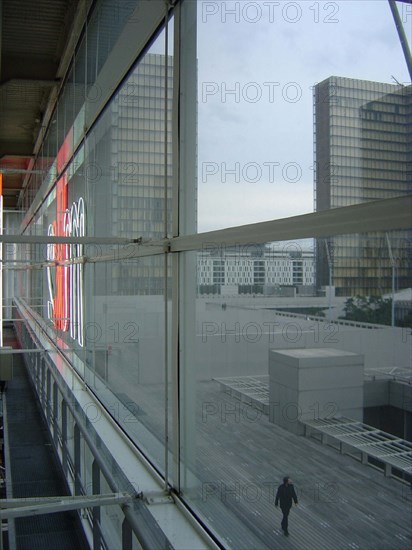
top-left (3, 0), bottom-right (412, 548)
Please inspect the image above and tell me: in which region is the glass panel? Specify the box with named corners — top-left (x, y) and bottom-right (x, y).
top-left (73, 39), bottom-right (87, 150)
top-left (99, 476), bottom-right (123, 549)
top-left (85, 33), bottom-right (174, 242)
top-left (66, 408), bottom-right (76, 478)
top-left (17, 8), bottom-right (175, 475)
top-left (316, 231), bottom-right (412, 299)
top-left (180, 230), bottom-right (411, 546)
top-left (83, 254), bottom-right (171, 473)
top-left (196, 0), bottom-right (410, 232)
top-left (82, 442), bottom-right (94, 496)
top-left (19, 0), bottom-right (140, 212)
top-left (85, 0), bottom-right (138, 106)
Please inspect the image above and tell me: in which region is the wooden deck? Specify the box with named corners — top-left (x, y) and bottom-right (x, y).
top-left (189, 380), bottom-right (412, 549)
top-left (53, 356), bottom-right (412, 549)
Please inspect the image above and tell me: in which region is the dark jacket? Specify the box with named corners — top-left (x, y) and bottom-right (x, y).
top-left (275, 483), bottom-right (298, 510)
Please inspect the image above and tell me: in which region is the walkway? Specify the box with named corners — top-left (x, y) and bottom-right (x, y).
top-left (2, 327), bottom-right (88, 550)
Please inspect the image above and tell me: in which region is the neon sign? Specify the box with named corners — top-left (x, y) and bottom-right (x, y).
top-left (0, 173), bottom-right (3, 347)
top-left (46, 177), bottom-right (85, 347)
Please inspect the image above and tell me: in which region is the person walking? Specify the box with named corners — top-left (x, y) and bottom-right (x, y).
top-left (275, 476), bottom-right (298, 536)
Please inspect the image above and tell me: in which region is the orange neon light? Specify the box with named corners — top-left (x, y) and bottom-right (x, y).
top-left (54, 175), bottom-right (69, 331)
top-left (0, 173), bottom-right (3, 196)
top-left (46, 129), bottom-right (85, 345)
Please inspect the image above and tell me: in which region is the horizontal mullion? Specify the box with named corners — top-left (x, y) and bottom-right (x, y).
top-left (4, 243), bottom-right (167, 270)
top-left (171, 195), bottom-right (412, 252)
top-left (0, 235), bottom-right (137, 245)
top-left (5, 196), bottom-right (411, 270)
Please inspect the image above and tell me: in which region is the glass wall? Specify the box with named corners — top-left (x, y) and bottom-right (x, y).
top-left (18, 2), bottom-right (175, 478)
top-left (178, 0), bottom-right (411, 546)
top-left (195, 0), bottom-right (411, 232)
top-left (10, 0), bottom-right (412, 548)
top-left (179, 234), bottom-right (411, 547)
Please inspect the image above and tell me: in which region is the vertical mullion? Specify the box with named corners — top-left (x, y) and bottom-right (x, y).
top-left (62, 400), bottom-right (68, 477)
top-left (92, 459), bottom-right (101, 550)
top-left (46, 368), bottom-right (51, 424)
top-left (53, 381), bottom-right (58, 446)
top-left (163, 0), bottom-right (171, 492)
top-left (171, 0), bottom-right (181, 492)
top-left (175, 0), bottom-right (198, 494)
top-left (122, 518), bottom-right (133, 550)
top-left (74, 423), bottom-right (81, 495)
top-left (41, 361), bottom-right (46, 407)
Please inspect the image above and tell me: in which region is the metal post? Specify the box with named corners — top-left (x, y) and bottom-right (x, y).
top-left (122, 517), bottom-right (133, 550)
top-left (92, 460), bottom-right (101, 550)
top-left (46, 369), bottom-right (51, 424)
top-left (392, 264), bottom-right (396, 326)
top-left (388, 0), bottom-right (412, 81)
top-left (74, 423), bottom-right (81, 495)
top-left (40, 361), bottom-right (46, 407)
top-left (386, 233), bottom-right (396, 327)
top-left (174, 0), bottom-right (198, 495)
top-left (53, 382), bottom-right (58, 446)
top-left (35, 354), bottom-right (40, 386)
top-left (324, 239), bottom-right (333, 321)
top-left (62, 400), bottom-right (68, 476)
top-left (163, 0), bottom-right (172, 493)
top-left (2, 393), bottom-right (17, 550)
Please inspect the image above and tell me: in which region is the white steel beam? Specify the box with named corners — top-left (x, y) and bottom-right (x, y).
top-left (171, 195), bottom-right (412, 252)
top-left (0, 235), bottom-right (139, 245)
top-left (2, 196), bottom-right (411, 270)
top-left (388, 0), bottom-right (412, 80)
top-left (0, 349), bottom-right (52, 354)
top-left (0, 493), bottom-right (133, 520)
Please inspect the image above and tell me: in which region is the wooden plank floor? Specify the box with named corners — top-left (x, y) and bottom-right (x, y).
top-left (189, 380), bottom-right (412, 550)
top-left (103, 372), bottom-right (412, 549)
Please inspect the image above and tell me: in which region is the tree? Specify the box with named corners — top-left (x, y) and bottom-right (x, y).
top-left (341, 295), bottom-right (392, 325)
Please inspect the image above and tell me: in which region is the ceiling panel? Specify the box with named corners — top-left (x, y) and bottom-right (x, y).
top-left (0, 0), bottom-right (81, 209)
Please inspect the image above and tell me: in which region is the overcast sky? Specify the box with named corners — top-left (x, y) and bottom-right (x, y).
top-left (195, 0), bottom-right (411, 233)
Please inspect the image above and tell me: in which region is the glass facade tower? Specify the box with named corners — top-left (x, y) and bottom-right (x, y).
top-left (314, 76), bottom-right (412, 296)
